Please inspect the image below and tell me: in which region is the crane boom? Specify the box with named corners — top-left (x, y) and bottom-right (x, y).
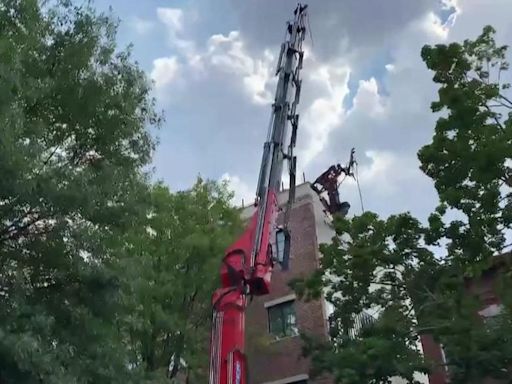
top-left (208, 4), bottom-right (308, 384)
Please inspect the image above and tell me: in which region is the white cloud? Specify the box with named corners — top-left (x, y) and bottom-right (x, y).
top-left (220, 173), bottom-right (254, 206)
top-left (208, 31), bottom-right (254, 73)
top-left (299, 63), bottom-right (351, 169)
top-left (243, 49), bottom-right (276, 105)
top-left (385, 63), bottom-right (395, 72)
top-left (153, 26), bottom-right (276, 105)
top-left (156, 7), bottom-right (197, 61)
top-left (202, 31), bottom-right (275, 105)
top-left (130, 17), bottom-right (154, 35)
top-left (157, 8), bottom-right (184, 33)
top-left (351, 78), bottom-right (386, 117)
top-left (420, 11), bottom-right (451, 40)
top-left (149, 0), bottom-right (512, 223)
top-left (151, 56), bottom-right (180, 89)
top-left (350, 150), bottom-right (420, 194)
top-left (332, 149), bottom-right (436, 218)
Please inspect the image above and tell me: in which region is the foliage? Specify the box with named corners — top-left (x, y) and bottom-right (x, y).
top-left (419, 25), bottom-right (512, 269)
top-left (116, 179), bottom-right (242, 383)
top-left (292, 26), bottom-right (512, 384)
top-left (0, 0), bottom-right (244, 383)
top-left (0, 0), bottom-right (160, 382)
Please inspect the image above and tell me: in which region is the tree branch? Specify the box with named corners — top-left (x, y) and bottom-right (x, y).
top-left (413, 324), bottom-right (452, 335)
top-left (42, 145), bottom-right (60, 167)
top-left (0, 211), bottom-right (40, 240)
top-left (488, 103), bottom-right (510, 109)
top-left (500, 174), bottom-right (512, 188)
top-left (483, 104), bottom-right (505, 131)
top-left (498, 93), bottom-right (512, 107)
top-left (0, 215), bottom-right (55, 246)
top-left (167, 332), bottom-right (184, 379)
top-left (470, 71), bottom-right (506, 130)
top-left (370, 279), bottom-right (406, 289)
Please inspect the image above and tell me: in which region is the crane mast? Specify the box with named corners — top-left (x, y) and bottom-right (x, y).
top-left (209, 4), bottom-right (308, 384)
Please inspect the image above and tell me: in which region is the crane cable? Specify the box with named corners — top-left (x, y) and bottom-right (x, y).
top-left (336, 173), bottom-right (347, 189)
top-left (306, 11), bottom-right (314, 47)
top-left (335, 151), bottom-right (365, 214)
top-left (354, 161), bottom-right (365, 213)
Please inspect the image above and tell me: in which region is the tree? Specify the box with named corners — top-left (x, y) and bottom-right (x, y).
top-left (292, 26), bottom-right (512, 384)
top-left (0, 0), bottom-right (160, 382)
top-left (115, 178), bottom-right (242, 383)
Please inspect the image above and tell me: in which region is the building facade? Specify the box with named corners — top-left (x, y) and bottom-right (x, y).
top-left (239, 181), bottom-right (511, 384)
top-left (240, 182), bottom-right (429, 384)
top-left (421, 253), bottom-right (512, 384)
top-left (242, 182), bottom-right (334, 384)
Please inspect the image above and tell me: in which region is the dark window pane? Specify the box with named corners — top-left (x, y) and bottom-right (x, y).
top-left (268, 306), bottom-right (284, 337)
top-left (267, 300), bottom-right (297, 338)
top-left (283, 303), bottom-right (298, 336)
top-left (276, 230), bottom-right (286, 263)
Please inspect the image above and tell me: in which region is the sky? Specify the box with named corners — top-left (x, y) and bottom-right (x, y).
top-left (93, 0), bottom-right (512, 223)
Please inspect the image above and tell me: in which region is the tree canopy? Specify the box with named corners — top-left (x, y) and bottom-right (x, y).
top-left (116, 179), bottom-right (242, 383)
top-left (293, 25), bottom-right (512, 384)
top-left (0, 1), bottom-right (242, 383)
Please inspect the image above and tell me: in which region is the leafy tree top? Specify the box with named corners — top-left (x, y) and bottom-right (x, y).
top-left (0, 0), bottom-right (161, 382)
top-left (292, 26), bottom-right (512, 384)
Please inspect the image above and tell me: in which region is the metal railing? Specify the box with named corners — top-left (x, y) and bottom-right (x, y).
top-left (327, 310), bottom-right (377, 340)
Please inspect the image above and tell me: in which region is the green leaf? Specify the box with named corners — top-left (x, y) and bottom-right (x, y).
top-left (294, 25), bottom-right (512, 384)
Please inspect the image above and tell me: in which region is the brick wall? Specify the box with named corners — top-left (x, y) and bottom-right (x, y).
top-left (420, 254), bottom-right (511, 384)
top-left (245, 195), bottom-right (331, 384)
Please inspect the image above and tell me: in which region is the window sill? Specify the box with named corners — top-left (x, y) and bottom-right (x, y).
top-left (269, 334), bottom-right (300, 344)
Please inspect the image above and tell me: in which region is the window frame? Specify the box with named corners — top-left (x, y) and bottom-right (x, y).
top-left (261, 374), bottom-right (309, 384)
top-left (267, 299), bottom-right (299, 339)
top-left (275, 229), bottom-right (286, 264)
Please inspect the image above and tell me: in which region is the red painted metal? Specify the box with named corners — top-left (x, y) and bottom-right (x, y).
top-left (219, 190), bottom-right (277, 294)
top-left (211, 190), bottom-right (277, 384)
top-left (210, 288), bottom-right (246, 384)
top-left (208, 4), bottom-right (308, 383)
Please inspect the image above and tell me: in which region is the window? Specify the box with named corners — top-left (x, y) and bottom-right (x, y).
top-left (479, 304), bottom-right (504, 330)
top-left (275, 230), bottom-right (286, 263)
top-left (268, 300), bottom-right (298, 338)
top-left (274, 228), bottom-right (291, 270)
top-left (262, 374), bottom-right (308, 384)
top-left (478, 303), bottom-right (503, 318)
top-left (440, 344), bottom-right (449, 374)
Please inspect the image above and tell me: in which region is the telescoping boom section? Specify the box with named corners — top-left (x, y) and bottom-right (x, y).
top-left (208, 4), bottom-right (308, 384)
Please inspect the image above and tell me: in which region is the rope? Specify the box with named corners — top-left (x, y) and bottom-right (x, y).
top-left (336, 174), bottom-right (347, 189)
top-left (306, 12), bottom-right (314, 47)
top-left (354, 162), bottom-right (365, 213)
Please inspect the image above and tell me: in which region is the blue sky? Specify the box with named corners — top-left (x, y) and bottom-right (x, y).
top-left (90, 0), bottom-right (512, 223)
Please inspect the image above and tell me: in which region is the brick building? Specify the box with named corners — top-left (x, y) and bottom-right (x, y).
top-left (241, 182), bottom-right (335, 384)
top-left (238, 181), bottom-right (511, 384)
top-left (421, 253), bottom-right (512, 384)
top-left (240, 182), bottom-right (429, 384)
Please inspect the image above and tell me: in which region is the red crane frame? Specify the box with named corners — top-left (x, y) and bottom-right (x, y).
top-left (208, 5), bottom-right (309, 384)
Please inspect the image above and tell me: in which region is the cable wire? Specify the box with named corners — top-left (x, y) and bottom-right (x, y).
top-left (336, 173), bottom-right (347, 189)
top-left (306, 12), bottom-right (314, 47)
top-left (354, 162), bottom-right (365, 213)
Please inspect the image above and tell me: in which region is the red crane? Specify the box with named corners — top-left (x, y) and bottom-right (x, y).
top-left (208, 4), bottom-right (308, 384)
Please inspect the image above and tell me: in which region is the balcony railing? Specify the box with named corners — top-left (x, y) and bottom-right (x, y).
top-left (327, 310), bottom-right (377, 340)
